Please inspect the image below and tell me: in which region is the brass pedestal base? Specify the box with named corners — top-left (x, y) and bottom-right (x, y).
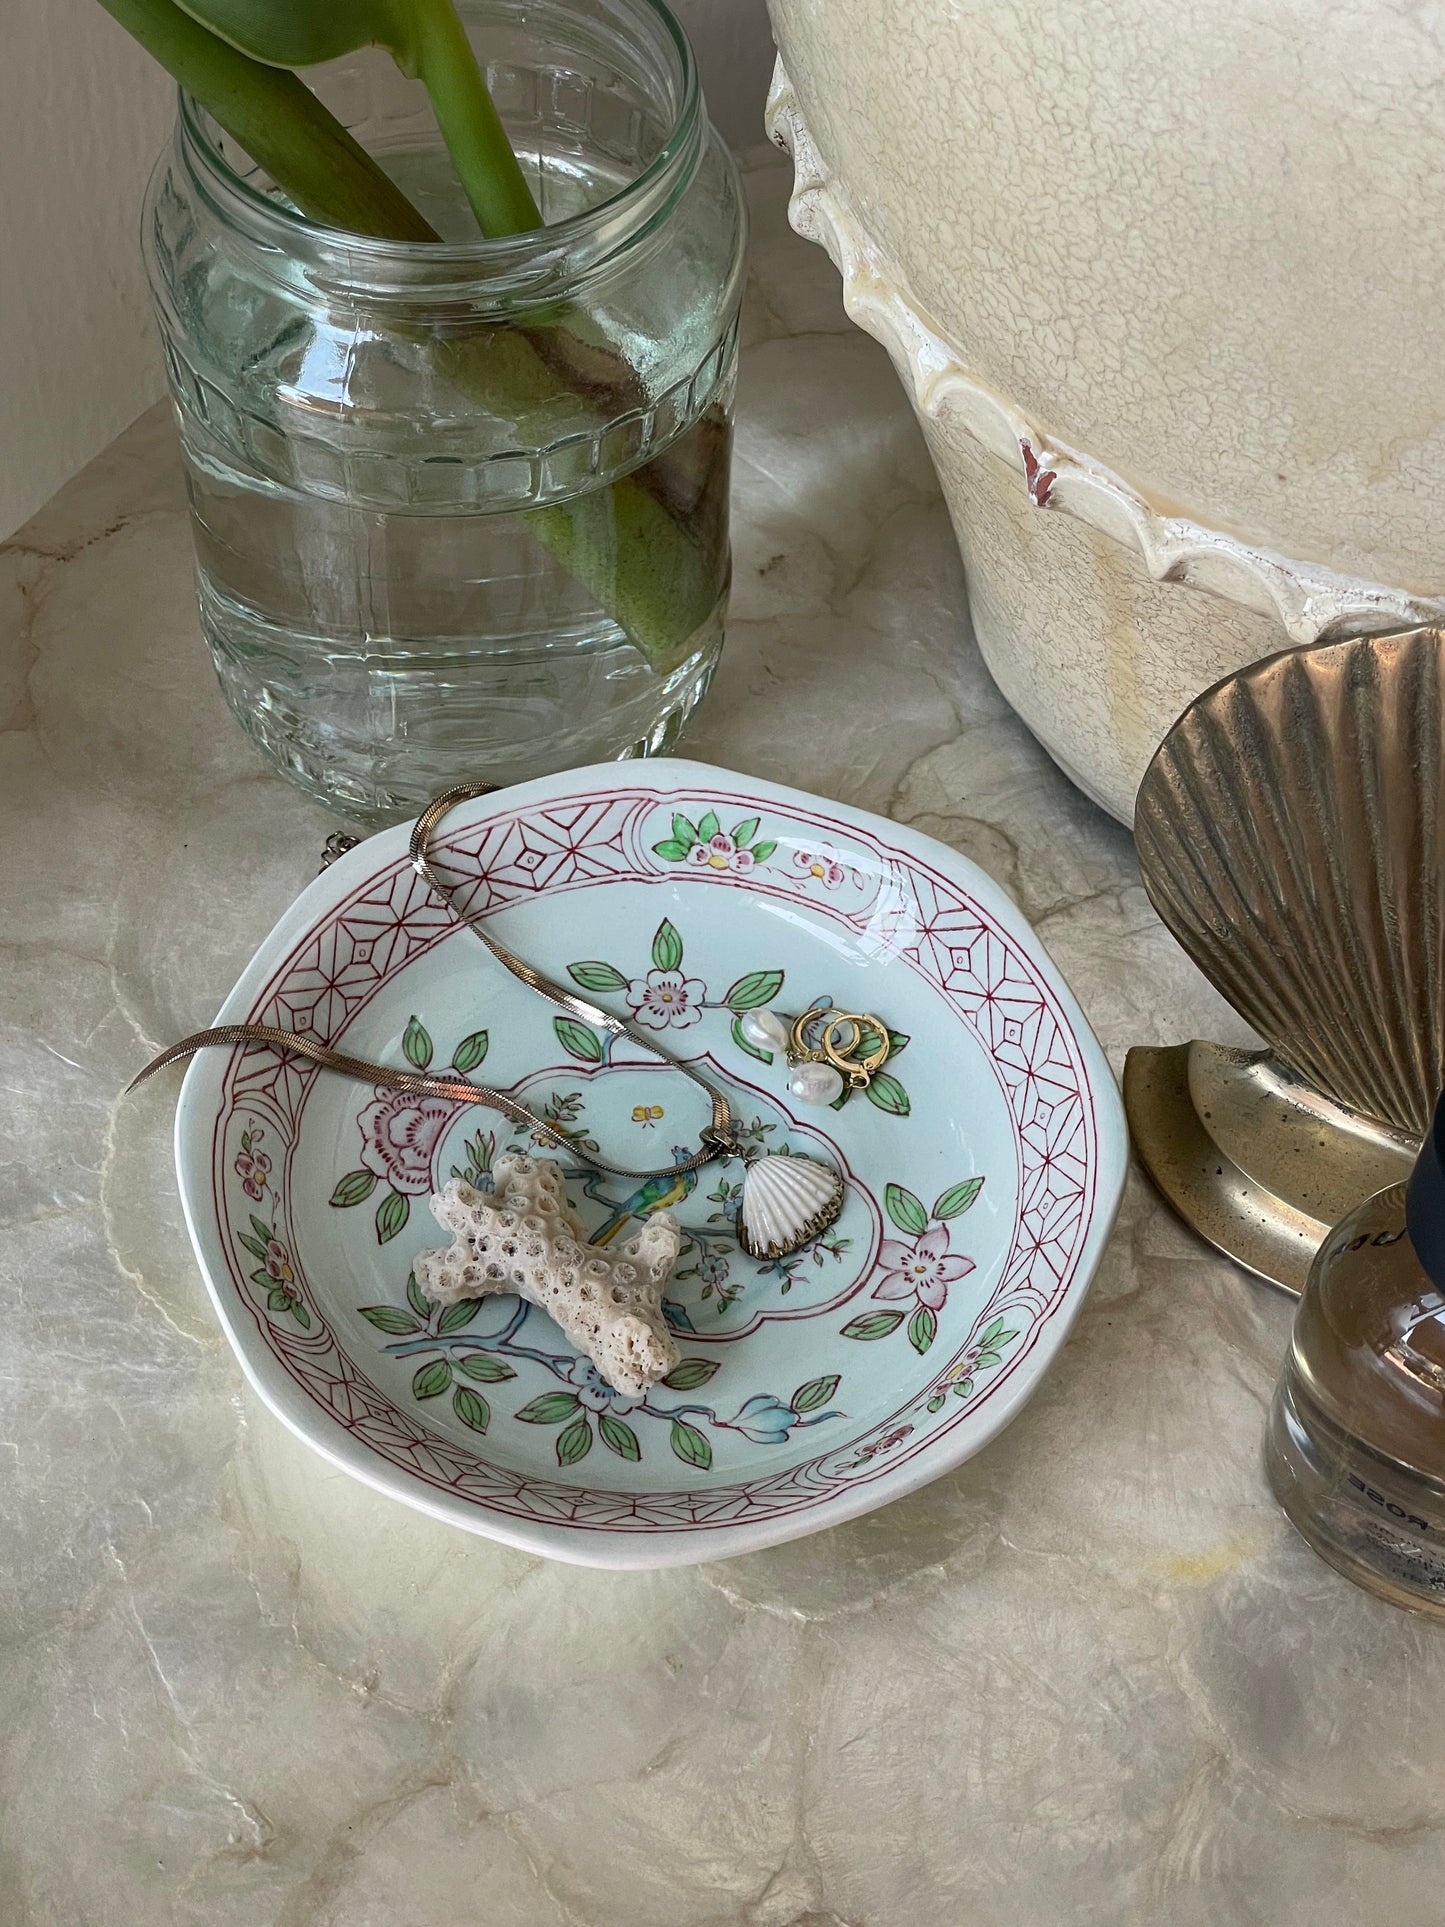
top-left (1123, 1041), bottom-right (1418, 1296)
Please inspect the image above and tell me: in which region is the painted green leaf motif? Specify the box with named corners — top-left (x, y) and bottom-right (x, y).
top-left (927, 1391), bottom-right (947, 1413)
top-left (451, 1029), bottom-right (489, 1074)
top-left (457, 1353), bottom-right (516, 1382)
top-left (884, 1183), bottom-right (929, 1237)
top-left (979, 1316), bottom-right (1017, 1347)
top-left (652, 838), bottom-right (691, 862)
top-left (402, 1015), bottom-right (433, 1071)
top-left (359, 1304), bottom-right (420, 1334)
top-left (669, 1418), bottom-right (712, 1470)
top-left (406, 1272), bottom-right (433, 1320)
top-left (599, 1413), bottom-right (642, 1460)
top-left (651, 919), bottom-right (684, 972)
top-left (238, 1232), bottom-right (270, 1261)
top-left (853, 1017), bottom-right (883, 1056)
top-left (291, 1303), bottom-right (312, 1329)
top-left (934, 1177), bottom-right (984, 1221)
top-left (723, 969), bottom-right (784, 1011)
top-left (866, 1072), bottom-right (911, 1118)
top-left (842, 1309), bottom-right (905, 1341)
top-left (251, 1214), bottom-right (273, 1244)
top-left (567, 961), bottom-right (628, 995)
top-left (975, 1349), bottom-right (1002, 1367)
top-left (672, 812), bottom-right (698, 848)
top-left (730, 815), bottom-right (760, 846)
top-left (853, 1020), bottom-right (912, 1063)
top-left (515, 1391), bottom-right (581, 1424)
top-left (250, 1268), bottom-right (274, 1290)
top-left (664, 1299), bottom-right (696, 1332)
top-left (376, 1188), bottom-right (410, 1243)
top-left (696, 810), bottom-right (721, 842)
top-left (412, 1358), bottom-right (452, 1398)
top-left (453, 1386), bottom-right (490, 1433)
top-left (329, 1168), bottom-right (378, 1208)
top-left (791, 1373), bottom-right (841, 1414)
top-left (556, 1416), bottom-right (593, 1467)
top-left (750, 840), bottom-right (777, 863)
top-left (908, 1305), bottom-right (937, 1355)
top-left (553, 1015), bottom-right (604, 1063)
top-left (732, 1013), bottom-right (773, 1065)
top-left (437, 1298), bottom-right (484, 1335)
top-left (267, 1286), bottom-right (291, 1312)
top-left (663, 1357), bottom-right (720, 1390)
top-left (953, 1376), bottom-right (974, 1398)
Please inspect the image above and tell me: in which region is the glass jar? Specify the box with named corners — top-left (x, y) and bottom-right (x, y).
top-left (142, 0), bottom-right (744, 822)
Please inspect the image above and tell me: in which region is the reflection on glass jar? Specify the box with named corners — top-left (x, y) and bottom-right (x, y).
top-left (143, 0), bottom-right (745, 822)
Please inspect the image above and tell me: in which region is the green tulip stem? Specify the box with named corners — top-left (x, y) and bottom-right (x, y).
top-left (401, 0), bottom-right (542, 235)
top-left (96, 0), bottom-right (715, 670)
top-left (98, 0), bottom-right (438, 240)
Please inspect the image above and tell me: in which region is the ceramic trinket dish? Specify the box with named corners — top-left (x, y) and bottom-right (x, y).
top-left (173, 759), bottom-right (1126, 1566)
top-left (1125, 626), bottom-right (1445, 1295)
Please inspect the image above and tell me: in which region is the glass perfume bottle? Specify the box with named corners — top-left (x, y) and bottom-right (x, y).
top-left (1266, 1094), bottom-right (1445, 1614)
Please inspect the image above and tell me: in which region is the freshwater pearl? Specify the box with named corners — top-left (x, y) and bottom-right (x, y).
top-left (740, 1008), bottom-right (790, 1055)
top-left (787, 1061), bottom-right (845, 1105)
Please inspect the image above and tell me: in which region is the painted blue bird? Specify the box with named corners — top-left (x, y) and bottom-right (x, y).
top-left (583, 1148), bottom-right (699, 1246)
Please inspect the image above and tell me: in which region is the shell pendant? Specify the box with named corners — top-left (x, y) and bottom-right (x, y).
top-left (737, 1152), bottom-right (844, 1260)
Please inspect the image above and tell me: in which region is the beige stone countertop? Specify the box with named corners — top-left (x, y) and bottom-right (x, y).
top-left (4, 150), bottom-right (1442, 1927)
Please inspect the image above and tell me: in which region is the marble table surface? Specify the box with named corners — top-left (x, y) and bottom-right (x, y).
top-left (4, 148), bottom-right (1443, 1927)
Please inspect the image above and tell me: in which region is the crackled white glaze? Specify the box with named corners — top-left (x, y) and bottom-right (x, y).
top-left (765, 21), bottom-right (1445, 819)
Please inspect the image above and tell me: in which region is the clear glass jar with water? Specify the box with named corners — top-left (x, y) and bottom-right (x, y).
top-left (143, 0), bottom-right (744, 821)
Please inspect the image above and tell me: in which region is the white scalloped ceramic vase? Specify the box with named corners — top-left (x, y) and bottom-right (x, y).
top-left (765, 6), bottom-right (1445, 821)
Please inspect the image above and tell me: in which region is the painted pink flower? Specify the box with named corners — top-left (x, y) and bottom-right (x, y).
top-left (948, 1345), bottom-right (983, 1384)
top-left (264, 1237), bottom-right (294, 1286)
top-left (851, 1422), bottom-right (916, 1468)
top-left (234, 1137), bottom-right (271, 1201)
top-left (626, 968), bottom-right (707, 1030)
top-left (689, 831), bottom-right (755, 874)
top-left (357, 1088), bottom-right (456, 1195)
top-left (793, 848), bottom-right (845, 889)
top-left (872, 1225), bottom-right (976, 1311)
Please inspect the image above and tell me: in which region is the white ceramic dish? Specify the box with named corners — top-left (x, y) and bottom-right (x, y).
top-left (175, 760), bottom-right (1126, 1566)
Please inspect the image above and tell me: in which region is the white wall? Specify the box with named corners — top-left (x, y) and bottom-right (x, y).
top-left (672, 0), bottom-right (776, 151)
top-left (0, 0), bottom-right (173, 538)
top-left (0, 0), bottom-right (778, 539)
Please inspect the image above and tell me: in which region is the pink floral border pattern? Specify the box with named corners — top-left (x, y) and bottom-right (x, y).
top-left (211, 786), bottom-right (1100, 1535)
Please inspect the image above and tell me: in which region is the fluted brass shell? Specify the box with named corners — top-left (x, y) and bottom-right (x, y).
top-left (1135, 625), bottom-right (1445, 1140)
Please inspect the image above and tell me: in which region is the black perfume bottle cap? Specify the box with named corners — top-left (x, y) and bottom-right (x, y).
top-left (1406, 1091), bottom-right (1445, 1291)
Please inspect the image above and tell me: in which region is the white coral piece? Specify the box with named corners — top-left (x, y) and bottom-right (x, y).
top-left (413, 1154), bottom-right (681, 1397)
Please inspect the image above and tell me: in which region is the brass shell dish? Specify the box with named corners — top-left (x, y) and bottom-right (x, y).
top-left (1125, 625), bottom-right (1444, 1294)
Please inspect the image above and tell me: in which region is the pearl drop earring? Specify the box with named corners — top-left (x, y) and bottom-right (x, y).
top-left (740, 1006), bottom-right (892, 1105)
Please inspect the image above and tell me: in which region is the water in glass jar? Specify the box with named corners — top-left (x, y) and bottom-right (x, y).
top-left (179, 151), bottom-right (733, 823)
